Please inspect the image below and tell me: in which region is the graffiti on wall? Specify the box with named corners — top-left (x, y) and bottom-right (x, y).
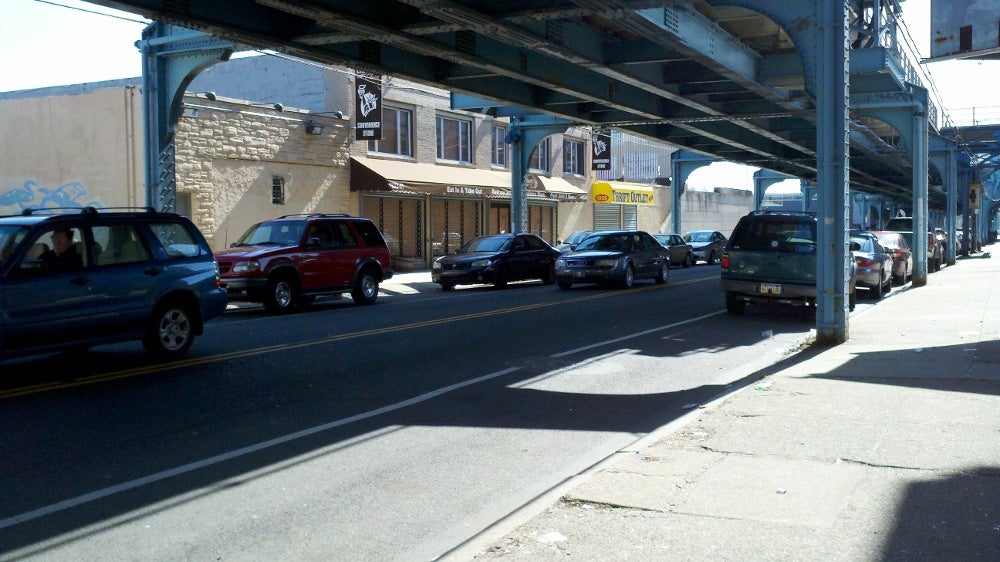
top-left (0, 180), bottom-right (103, 214)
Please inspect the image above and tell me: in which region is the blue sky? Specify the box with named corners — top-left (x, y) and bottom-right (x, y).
top-left (1, 0), bottom-right (994, 190)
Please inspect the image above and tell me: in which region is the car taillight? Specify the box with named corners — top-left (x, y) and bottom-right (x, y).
top-left (855, 256), bottom-right (874, 267)
top-left (720, 253), bottom-right (729, 269)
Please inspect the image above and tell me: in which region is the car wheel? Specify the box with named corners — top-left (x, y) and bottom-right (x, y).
top-left (351, 269), bottom-right (380, 305)
top-left (621, 264), bottom-right (635, 289)
top-left (557, 280), bottom-right (573, 290)
top-left (655, 261), bottom-right (668, 284)
top-left (871, 274), bottom-right (884, 300)
top-left (142, 299), bottom-right (195, 360)
top-left (882, 275), bottom-right (892, 295)
top-left (541, 263), bottom-right (556, 285)
top-left (849, 287), bottom-right (857, 311)
top-left (683, 253), bottom-right (692, 268)
top-left (706, 251), bottom-right (716, 265)
top-left (263, 275), bottom-right (297, 314)
top-left (493, 266), bottom-right (509, 289)
top-left (725, 292), bottom-right (745, 315)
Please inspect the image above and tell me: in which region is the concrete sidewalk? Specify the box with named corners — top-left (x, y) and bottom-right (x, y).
top-left (456, 247), bottom-right (1000, 561)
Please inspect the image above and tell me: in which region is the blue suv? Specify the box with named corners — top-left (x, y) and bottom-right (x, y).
top-left (0, 207), bottom-right (227, 360)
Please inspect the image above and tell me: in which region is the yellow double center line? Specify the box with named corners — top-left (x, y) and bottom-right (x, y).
top-left (2, 277), bottom-right (710, 399)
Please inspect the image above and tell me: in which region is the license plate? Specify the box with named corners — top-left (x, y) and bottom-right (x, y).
top-left (573, 270), bottom-right (586, 278)
top-left (759, 283), bottom-right (782, 295)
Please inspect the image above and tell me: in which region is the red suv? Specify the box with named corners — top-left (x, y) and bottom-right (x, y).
top-left (215, 214), bottom-right (393, 313)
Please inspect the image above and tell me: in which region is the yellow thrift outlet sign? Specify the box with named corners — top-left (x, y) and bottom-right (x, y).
top-left (591, 181), bottom-right (655, 206)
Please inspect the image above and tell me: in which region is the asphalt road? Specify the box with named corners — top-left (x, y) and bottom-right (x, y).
top-left (0, 264), bottom-right (842, 561)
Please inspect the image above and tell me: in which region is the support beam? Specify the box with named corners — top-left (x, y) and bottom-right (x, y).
top-left (669, 149), bottom-right (715, 234)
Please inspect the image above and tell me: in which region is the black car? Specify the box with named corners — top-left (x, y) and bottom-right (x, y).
top-left (652, 233), bottom-right (695, 267)
top-left (431, 233), bottom-right (560, 290)
top-left (554, 230), bottom-right (669, 289)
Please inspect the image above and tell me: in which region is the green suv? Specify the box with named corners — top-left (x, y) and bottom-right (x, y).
top-left (720, 211), bottom-right (856, 315)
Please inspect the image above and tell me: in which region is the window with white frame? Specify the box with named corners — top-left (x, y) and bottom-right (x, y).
top-left (369, 106), bottom-right (413, 156)
top-left (492, 125), bottom-right (507, 167)
top-left (563, 139), bottom-right (585, 175)
top-left (436, 115), bottom-right (472, 163)
top-left (529, 137), bottom-right (550, 172)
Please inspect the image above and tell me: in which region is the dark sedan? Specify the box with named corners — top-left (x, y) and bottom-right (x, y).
top-left (850, 230), bottom-right (893, 299)
top-left (652, 233), bottom-right (694, 267)
top-left (554, 230), bottom-right (669, 289)
top-left (683, 230), bottom-right (728, 264)
top-left (431, 233), bottom-right (560, 290)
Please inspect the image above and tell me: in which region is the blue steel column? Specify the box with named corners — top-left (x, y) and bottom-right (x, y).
top-left (815, 0), bottom-right (851, 343)
top-left (752, 170), bottom-right (793, 210)
top-left (138, 23), bottom-right (233, 211)
top-left (506, 116), bottom-right (572, 233)
top-left (910, 105), bottom-right (929, 287)
top-left (670, 150), bottom-right (715, 234)
top-left (945, 146), bottom-right (958, 264)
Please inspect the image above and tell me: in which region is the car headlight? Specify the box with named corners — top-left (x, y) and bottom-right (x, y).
top-left (595, 259), bottom-right (618, 267)
top-left (555, 258), bottom-right (566, 267)
top-left (231, 260), bottom-right (261, 273)
top-left (432, 260), bottom-right (442, 270)
top-left (471, 259), bottom-right (493, 268)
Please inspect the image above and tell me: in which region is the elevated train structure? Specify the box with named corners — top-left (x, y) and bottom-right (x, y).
top-left (84, 0), bottom-right (992, 341)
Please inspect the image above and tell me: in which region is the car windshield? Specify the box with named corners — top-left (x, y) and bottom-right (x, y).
top-left (684, 231), bottom-right (711, 242)
top-left (0, 225), bottom-right (29, 266)
top-left (457, 236), bottom-right (511, 253)
top-left (233, 221), bottom-right (305, 246)
top-left (575, 233), bottom-right (628, 252)
top-left (564, 231), bottom-right (593, 245)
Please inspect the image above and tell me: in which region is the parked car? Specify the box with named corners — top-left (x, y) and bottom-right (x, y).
top-left (215, 213), bottom-right (393, 313)
top-left (871, 230), bottom-right (913, 285)
top-left (0, 206), bottom-right (227, 360)
top-left (933, 227), bottom-right (948, 257)
top-left (555, 230), bottom-right (595, 253)
top-left (721, 211), bottom-right (856, 315)
top-left (883, 216), bottom-right (942, 272)
top-left (850, 230), bottom-right (893, 300)
top-left (683, 230), bottom-right (728, 264)
top-left (554, 230), bottom-right (669, 289)
top-left (432, 232), bottom-right (560, 290)
top-left (652, 233), bottom-right (695, 267)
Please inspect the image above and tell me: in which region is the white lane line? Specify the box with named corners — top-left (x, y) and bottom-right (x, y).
top-left (550, 310), bottom-right (725, 358)
top-left (0, 366), bottom-right (521, 530)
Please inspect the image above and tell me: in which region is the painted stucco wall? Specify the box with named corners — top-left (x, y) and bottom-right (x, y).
top-left (0, 86), bottom-right (144, 213)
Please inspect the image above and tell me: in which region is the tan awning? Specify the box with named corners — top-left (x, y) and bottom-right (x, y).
top-left (351, 156), bottom-right (510, 196)
top-left (534, 175), bottom-right (589, 201)
top-left (592, 181), bottom-right (657, 206)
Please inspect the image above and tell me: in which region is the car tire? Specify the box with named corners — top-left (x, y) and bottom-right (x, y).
top-left (142, 299), bottom-right (195, 360)
top-left (655, 261), bottom-right (668, 284)
top-left (557, 280), bottom-right (573, 290)
top-left (849, 287), bottom-right (857, 311)
top-left (541, 263), bottom-right (556, 285)
top-left (683, 253), bottom-right (692, 268)
top-left (706, 251), bottom-right (716, 265)
top-left (493, 266), bottom-right (509, 289)
top-left (725, 292), bottom-right (745, 315)
top-left (263, 275), bottom-right (297, 314)
top-left (871, 275), bottom-right (884, 300)
top-left (351, 269), bottom-right (380, 305)
top-left (882, 275), bottom-right (892, 295)
top-left (621, 264), bottom-right (635, 289)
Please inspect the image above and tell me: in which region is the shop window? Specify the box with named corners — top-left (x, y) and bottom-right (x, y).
top-left (492, 125), bottom-right (507, 167)
top-left (563, 139), bottom-right (584, 176)
top-left (437, 115), bottom-right (472, 163)
top-left (369, 106), bottom-right (413, 156)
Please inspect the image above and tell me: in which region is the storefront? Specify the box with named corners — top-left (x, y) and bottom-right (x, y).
top-left (591, 181), bottom-right (657, 230)
top-left (351, 157), bottom-right (586, 269)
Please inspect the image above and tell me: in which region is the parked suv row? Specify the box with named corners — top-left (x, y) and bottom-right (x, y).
top-left (0, 207), bottom-right (227, 360)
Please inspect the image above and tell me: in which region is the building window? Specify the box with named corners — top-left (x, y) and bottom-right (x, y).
top-left (563, 139), bottom-right (585, 175)
top-left (272, 176), bottom-right (286, 205)
top-left (369, 106), bottom-right (413, 156)
top-left (492, 125), bottom-right (507, 167)
top-left (529, 137), bottom-right (550, 172)
top-left (437, 115), bottom-right (472, 163)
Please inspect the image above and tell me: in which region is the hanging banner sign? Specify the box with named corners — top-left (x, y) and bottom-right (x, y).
top-left (355, 75), bottom-right (383, 140)
top-left (592, 127), bottom-right (611, 171)
top-left (592, 181), bottom-right (655, 206)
